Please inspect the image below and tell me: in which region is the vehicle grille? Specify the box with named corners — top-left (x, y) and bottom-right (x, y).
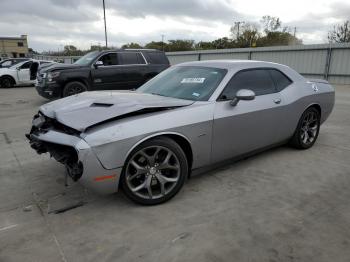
top-left (36, 72), bottom-right (46, 85)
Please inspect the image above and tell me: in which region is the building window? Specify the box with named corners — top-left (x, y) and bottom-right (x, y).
top-left (19, 53), bottom-right (25, 57)
top-left (17, 42), bottom-right (24, 47)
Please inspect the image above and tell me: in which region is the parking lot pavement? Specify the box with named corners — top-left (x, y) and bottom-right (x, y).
top-left (0, 85), bottom-right (350, 262)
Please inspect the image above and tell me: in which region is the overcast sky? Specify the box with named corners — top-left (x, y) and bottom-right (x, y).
top-left (0, 0), bottom-right (349, 51)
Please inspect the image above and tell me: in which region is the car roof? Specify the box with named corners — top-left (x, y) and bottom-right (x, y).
top-left (177, 59), bottom-right (287, 70)
top-left (178, 59), bottom-right (305, 82)
top-left (99, 49), bottom-right (163, 54)
top-left (0, 58), bottom-right (28, 62)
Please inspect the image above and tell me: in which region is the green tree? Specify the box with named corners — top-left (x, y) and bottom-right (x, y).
top-left (195, 41), bottom-right (215, 50)
top-left (145, 41), bottom-right (167, 51)
top-left (167, 40), bottom-right (194, 51)
top-left (257, 16), bottom-right (302, 46)
top-left (121, 42), bottom-right (143, 49)
top-left (210, 37), bottom-right (235, 49)
top-left (235, 23), bottom-right (260, 47)
top-left (261, 15), bottom-right (282, 33)
top-left (258, 30), bottom-right (302, 46)
top-left (64, 45), bottom-right (78, 55)
top-left (328, 20), bottom-right (350, 43)
top-left (90, 45), bottom-right (102, 51)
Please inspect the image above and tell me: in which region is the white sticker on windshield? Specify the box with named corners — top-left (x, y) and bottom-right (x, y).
top-left (181, 78), bottom-right (205, 84)
top-left (192, 92), bottom-right (200, 97)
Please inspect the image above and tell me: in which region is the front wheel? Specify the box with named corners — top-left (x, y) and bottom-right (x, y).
top-left (62, 81), bottom-right (87, 97)
top-left (121, 137), bottom-right (188, 205)
top-left (0, 76), bottom-right (15, 88)
top-left (290, 107), bottom-right (320, 149)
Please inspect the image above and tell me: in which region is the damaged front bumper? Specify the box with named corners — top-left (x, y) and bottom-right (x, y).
top-left (26, 114), bottom-right (122, 194)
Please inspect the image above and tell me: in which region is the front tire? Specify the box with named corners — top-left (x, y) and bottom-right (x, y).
top-left (121, 137), bottom-right (188, 205)
top-left (0, 76), bottom-right (15, 88)
top-left (62, 81), bottom-right (87, 97)
top-left (290, 107), bottom-right (320, 149)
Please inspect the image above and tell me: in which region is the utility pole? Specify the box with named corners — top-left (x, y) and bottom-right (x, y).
top-left (103, 0), bottom-right (108, 48)
top-left (234, 21), bottom-right (244, 39)
top-left (161, 34), bottom-right (165, 51)
top-left (293, 27), bottom-right (296, 38)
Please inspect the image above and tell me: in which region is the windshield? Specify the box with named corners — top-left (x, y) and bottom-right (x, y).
top-left (138, 66), bottom-right (227, 101)
top-left (74, 51), bottom-right (99, 66)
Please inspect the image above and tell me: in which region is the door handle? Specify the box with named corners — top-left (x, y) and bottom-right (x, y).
top-left (273, 98), bottom-right (281, 104)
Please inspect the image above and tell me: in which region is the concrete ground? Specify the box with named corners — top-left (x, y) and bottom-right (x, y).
top-left (0, 85), bottom-right (349, 262)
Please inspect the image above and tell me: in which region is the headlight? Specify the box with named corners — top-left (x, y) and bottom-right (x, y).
top-left (47, 71), bottom-right (60, 82)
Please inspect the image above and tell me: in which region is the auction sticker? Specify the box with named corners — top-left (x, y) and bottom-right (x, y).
top-left (181, 78), bottom-right (205, 84)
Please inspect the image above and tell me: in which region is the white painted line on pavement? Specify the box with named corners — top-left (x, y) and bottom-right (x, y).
top-left (0, 224), bottom-right (18, 232)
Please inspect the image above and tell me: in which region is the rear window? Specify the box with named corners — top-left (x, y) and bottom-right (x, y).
top-left (268, 69), bottom-right (292, 91)
top-left (143, 52), bottom-right (169, 64)
top-left (118, 52), bottom-right (145, 65)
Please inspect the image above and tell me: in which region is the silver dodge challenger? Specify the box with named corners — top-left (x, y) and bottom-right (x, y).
top-left (27, 60), bottom-right (335, 205)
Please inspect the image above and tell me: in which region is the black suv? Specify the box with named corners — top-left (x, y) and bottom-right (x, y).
top-left (35, 49), bottom-right (170, 99)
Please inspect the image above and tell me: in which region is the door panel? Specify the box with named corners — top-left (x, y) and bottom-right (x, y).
top-left (117, 52), bottom-right (146, 89)
top-left (91, 52), bottom-right (146, 90)
top-left (118, 65), bottom-right (145, 89)
top-left (17, 61), bottom-right (32, 83)
top-left (91, 66), bottom-right (127, 90)
top-left (212, 93), bottom-right (286, 163)
top-left (17, 69), bottom-right (30, 83)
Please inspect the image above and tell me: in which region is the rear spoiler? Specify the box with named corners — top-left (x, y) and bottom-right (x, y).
top-left (307, 78), bottom-right (329, 84)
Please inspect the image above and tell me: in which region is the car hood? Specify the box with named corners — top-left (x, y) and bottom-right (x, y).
top-left (42, 63), bottom-right (83, 72)
top-left (39, 91), bottom-right (194, 132)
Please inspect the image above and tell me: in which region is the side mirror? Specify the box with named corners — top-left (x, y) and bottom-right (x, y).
top-left (94, 60), bottom-right (104, 68)
top-left (230, 89), bottom-right (255, 106)
top-left (16, 66), bottom-right (21, 70)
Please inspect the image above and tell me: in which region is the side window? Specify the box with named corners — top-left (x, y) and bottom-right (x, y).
top-left (118, 52), bottom-right (145, 65)
top-left (220, 69), bottom-right (276, 100)
top-left (144, 52), bottom-right (169, 64)
top-left (268, 69), bottom-right (292, 92)
top-left (98, 53), bottom-right (118, 66)
top-left (20, 61), bottom-right (33, 69)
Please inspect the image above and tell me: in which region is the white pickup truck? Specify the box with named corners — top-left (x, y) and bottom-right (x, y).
top-left (0, 59), bottom-right (55, 88)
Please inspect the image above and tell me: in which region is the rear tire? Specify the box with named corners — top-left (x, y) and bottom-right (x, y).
top-left (0, 76), bottom-right (15, 88)
top-left (290, 107), bottom-right (320, 149)
top-left (121, 137), bottom-right (188, 205)
top-left (62, 81), bottom-right (87, 97)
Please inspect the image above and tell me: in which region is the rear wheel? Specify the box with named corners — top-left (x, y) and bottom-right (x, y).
top-left (290, 107), bottom-right (320, 149)
top-left (62, 81), bottom-right (87, 97)
top-left (121, 137), bottom-right (188, 205)
top-left (0, 76), bottom-right (15, 88)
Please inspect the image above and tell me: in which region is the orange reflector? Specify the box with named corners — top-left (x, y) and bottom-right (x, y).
top-left (94, 174), bottom-right (116, 182)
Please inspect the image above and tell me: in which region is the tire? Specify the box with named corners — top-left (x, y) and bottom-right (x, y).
top-left (121, 137), bottom-right (188, 205)
top-left (62, 81), bottom-right (87, 97)
top-left (0, 76), bottom-right (15, 88)
top-left (290, 107), bottom-right (320, 149)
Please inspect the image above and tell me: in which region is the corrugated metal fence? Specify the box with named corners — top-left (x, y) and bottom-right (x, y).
top-left (166, 43), bottom-right (350, 85)
top-left (34, 43), bottom-right (350, 84)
